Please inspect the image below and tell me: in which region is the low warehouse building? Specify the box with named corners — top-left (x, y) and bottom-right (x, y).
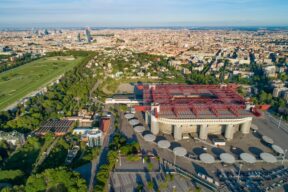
top-left (36, 120), bottom-right (74, 136)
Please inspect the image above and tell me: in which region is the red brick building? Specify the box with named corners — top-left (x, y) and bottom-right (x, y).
top-left (100, 117), bottom-right (111, 133)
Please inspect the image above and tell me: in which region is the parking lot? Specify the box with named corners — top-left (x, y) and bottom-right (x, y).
top-left (120, 111), bottom-right (288, 191)
top-left (219, 166), bottom-right (288, 192)
top-left (111, 172), bottom-right (196, 192)
top-left (253, 112), bottom-right (288, 150)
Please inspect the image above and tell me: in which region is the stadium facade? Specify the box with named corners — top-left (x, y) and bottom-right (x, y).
top-left (137, 84), bottom-right (255, 141)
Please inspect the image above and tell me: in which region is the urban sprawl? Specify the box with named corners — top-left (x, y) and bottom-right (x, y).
top-left (0, 28), bottom-right (288, 192)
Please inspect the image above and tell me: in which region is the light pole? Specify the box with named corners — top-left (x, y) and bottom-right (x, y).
top-left (277, 116), bottom-right (283, 129)
top-left (173, 154), bottom-right (177, 172)
top-left (173, 154), bottom-right (176, 165)
top-left (172, 185), bottom-right (176, 192)
top-left (118, 150), bottom-right (121, 166)
top-left (282, 149), bottom-right (288, 165)
top-left (237, 163), bottom-right (243, 182)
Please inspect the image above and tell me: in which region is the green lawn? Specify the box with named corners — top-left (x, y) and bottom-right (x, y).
top-left (0, 56), bottom-right (84, 111)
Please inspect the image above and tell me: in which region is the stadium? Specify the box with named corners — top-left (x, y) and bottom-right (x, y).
top-left (136, 84), bottom-right (256, 141)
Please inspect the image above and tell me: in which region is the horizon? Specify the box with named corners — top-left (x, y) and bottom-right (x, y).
top-left (0, 0), bottom-right (288, 28)
top-left (1, 25), bottom-right (288, 31)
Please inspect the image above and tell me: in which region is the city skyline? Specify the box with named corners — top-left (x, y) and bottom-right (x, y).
top-left (0, 0), bottom-right (288, 28)
top-left (1, 1), bottom-right (288, 191)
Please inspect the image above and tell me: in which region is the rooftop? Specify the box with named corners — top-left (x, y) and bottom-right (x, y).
top-left (142, 84), bottom-right (254, 119)
top-left (36, 120), bottom-right (74, 135)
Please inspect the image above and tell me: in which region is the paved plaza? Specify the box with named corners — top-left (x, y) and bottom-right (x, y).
top-left (118, 110), bottom-right (288, 191)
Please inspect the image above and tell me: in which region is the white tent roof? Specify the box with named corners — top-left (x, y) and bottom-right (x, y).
top-left (272, 144), bottom-right (284, 154)
top-left (260, 153), bottom-right (277, 163)
top-left (124, 113), bottom-right (134, 119)
top-left (240, 153), bottom-right (256, 164)
top-left (262, 135), bottom-right (274, 144)
top-left (220, 153), bottom-right (236, 164)
top-left (157, 140), bottom-right (171, 149)
top-left (251, 124), bottom-right (258, 131)
top-left (199, 153), bottom-right (215, 164)
top-left (128, 119), bottom-right (140, 126)
top-left (134, 126), bottom-right (145, 133)
top-left (173, 147), bottom-right (187, 157)
top-left (144, 134), bottom-right (156, 142)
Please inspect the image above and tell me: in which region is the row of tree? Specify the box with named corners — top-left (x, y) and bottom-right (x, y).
top-left (0, 51), bottom-right (97, 191)
top-left (94, 132), bottom-right (127, 191)
top-left (0, 51), bottom-right (97, 133)
top-left (0, 53), bottom-right (40, 73)
top-left (249, 61), bottom-right (288, 119)
top-left (1, 167), bottom-right (87, 192)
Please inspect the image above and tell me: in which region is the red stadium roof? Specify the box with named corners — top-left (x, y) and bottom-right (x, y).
top-left (141, 84), bottom-right (254, 119)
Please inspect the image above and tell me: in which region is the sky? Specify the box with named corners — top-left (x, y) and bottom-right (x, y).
top-left (0, 0), bottom-right (287, 28)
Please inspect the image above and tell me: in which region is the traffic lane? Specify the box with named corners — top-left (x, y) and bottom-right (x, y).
top-left (265, 112), bottom-right (288, 133)
top-left (135, 133), bottom-right (198, 175)
top-left (102, 114), bottom-right (114, 147)
top-left (94, 114), bottom-right (115, 185)
top-left (136, 133), bottom-right (216, 191)
top-left (253, 117), bottom-right (288, 150)
top-left (124, 113), bottom-right (212, 179)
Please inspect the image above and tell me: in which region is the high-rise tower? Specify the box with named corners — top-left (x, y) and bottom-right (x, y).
top-left (85, 28), bottom-right (92, 43)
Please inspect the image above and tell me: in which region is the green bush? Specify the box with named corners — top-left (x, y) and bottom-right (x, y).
top-left (4, 137), bottom-right (41, 174)
top-left (0, 170), bottom-right (24, 184)
top-left (147, 162), bottom-right (153, 171)
top-left (126, 155), bottom-right (141, 162)
top-left (147, 181), bottom-right (154, 190)
top-left (25, 167), bottom-right (86, 192)
top-left (36, 138), bottom-right (69, 172)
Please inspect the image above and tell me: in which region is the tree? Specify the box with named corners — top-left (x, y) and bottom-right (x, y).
top-left (36, 138), bottom-right (69, 172)
top-left (147, 181), bottom-right (154, 190)
top-left (0, 140), bottom-right (11, 160)
top-left (4, 137), bottom-right (41, 174)
top-left (147, 162), bottom-right (153, 171)
top-left (135, 183), bottom-right (144, 192)
top-left (279, 99), bottom-right (286, 108)
top-left (0, 170), bottom-right (24, 185)
top-left (1, 185), bottom-right (25, 192)
top-left (25, 167), bottom-right (87, 192)
top-left (158, 180), bottom-right (168, 190)
top-left (107, 151), bottom-right (117, 167)
top-left (259, 91), bottom-right (267, 104)
top-left (2, 51), bottom-right (96, 133)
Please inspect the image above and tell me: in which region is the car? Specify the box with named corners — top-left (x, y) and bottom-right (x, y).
top-left (187, 152), bottom-right (197, 159)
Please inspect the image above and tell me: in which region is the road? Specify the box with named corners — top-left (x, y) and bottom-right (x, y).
top-left (120, 113), bottom-right (214, 191)
top-left (253, 112), bottom-right (288, 150)
top-left (89, 79), bottom-right (102, 101)
top-left (201, 50), bottom-right (221, 75)
top-left (89, 79), bottom-right (106, 107)
top-left (119, 111), bottom-right (288, 191)
top-left (88, 112), bottom-right (115, 192)
top-left (87, 78), bottom-right (108, 192)
top-left (33, 137), bottom-right (60, 172)
top-left (88, 156), bottom-right (98, 192)
top-left (265, 112), bottom-right (288, 134)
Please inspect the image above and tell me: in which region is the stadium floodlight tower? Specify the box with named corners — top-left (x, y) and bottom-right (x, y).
top-left (137, 84), bottom-right (257, 141)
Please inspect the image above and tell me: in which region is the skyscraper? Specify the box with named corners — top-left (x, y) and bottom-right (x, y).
top-left (77, 33), bottom-right (81, 42)
top-left (44, 29), bottom-right (49, 35)
top-left (85, 28), bottom-right (92, 43)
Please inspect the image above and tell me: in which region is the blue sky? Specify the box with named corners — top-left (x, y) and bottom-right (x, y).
top-left (0, 0), bottom-right (287, 27)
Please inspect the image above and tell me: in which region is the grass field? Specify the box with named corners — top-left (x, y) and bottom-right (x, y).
top-left (0, 56), bottom-right (84, 111)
